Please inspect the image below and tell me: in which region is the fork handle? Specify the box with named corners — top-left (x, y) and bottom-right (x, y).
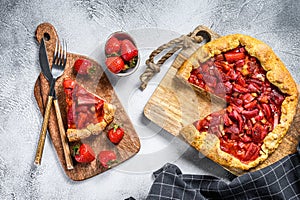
top-left (34, 96), bottom-right (53, 165)
top-left (53, 99), bottom-right (74, 170)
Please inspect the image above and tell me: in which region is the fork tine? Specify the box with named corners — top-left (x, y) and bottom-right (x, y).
top-left (59, 40), bottom-right (64, 66)
top-left (63, 40), bottom-right (67, 66)
top-left (52, 39), bottom-right (67, 70)
top-left (53, 40), bottom-right (58, 65)
top-left (57, 41), bottom-right (62, 65)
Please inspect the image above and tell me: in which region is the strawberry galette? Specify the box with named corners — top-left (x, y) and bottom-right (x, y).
top-left (177, 34), bottom-right (298, 170)
top-left (63, 79), bottom-right (116, 142)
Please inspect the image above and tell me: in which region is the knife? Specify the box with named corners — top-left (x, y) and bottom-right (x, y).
top-left (35, 38), bottom-right (74, 170)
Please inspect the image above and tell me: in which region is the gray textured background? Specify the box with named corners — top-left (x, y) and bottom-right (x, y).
top-left (0, 0), bottom-right (299, 199)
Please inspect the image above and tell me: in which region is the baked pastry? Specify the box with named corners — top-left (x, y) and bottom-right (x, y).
top-left (177, 34), bottom-right (298, 170)
top-left (63, 79), bottom-right (116, 142)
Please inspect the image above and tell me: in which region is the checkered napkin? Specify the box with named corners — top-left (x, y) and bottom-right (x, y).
top-left (146, 143), bottom-right (300, 200)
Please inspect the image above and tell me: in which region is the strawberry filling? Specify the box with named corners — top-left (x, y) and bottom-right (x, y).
top-left (63, 80), bottom-right (105, 129)
top-left (189, 46), bottom-right (286, 162)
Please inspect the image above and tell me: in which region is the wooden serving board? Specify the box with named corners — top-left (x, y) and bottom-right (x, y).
top-left (34, 23), bottom-right (140, 181)
top-left (144, 27), bottom-right (300, 175)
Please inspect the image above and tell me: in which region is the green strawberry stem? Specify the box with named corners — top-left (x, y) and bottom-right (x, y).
top-left (129, 56), bottom-right (138, 68)
top-left (113, 124), bottom-right (119, 132)
top-left (72, 145), bottom-right (80, 157)
top-left (88, 66), bottom-right (97, 74)
top-left (107, 159), bottom-right (118, 168)
top-left (123, 64), bottom-right (130, 71)
top-left (106, 52), bottom-right (120, 57)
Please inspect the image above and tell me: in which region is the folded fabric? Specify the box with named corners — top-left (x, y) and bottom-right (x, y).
top-left (146, 143), bottom-right (300, 200)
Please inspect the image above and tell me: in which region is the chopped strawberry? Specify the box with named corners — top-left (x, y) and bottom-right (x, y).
top-left (233, 84), bottom-right (248, 93)
top-left (77, 96), bottom-right (97, 105)
top-left (271, 90), bottom-right (285, 105)
top-left (258, 95), bottom-right (269, 104)
top-left (105, 37), bottom-right (121, 55)
top-left (244, 100), bottom-right (257, 110)
top-left (236, 75), bottom-right (246, 86)
top-left (227, 69), bottom-right (238, 80)
top-left (243, 143), bottom-right (259, 161)
top-left (105, 56), bottom-right (125, 74)
top-left (235, 59), bottom-right (245, 68)
top-left (98, 150), bottom-right (117, 168)
top-left (262, 103), bottom-right (272, 119)
top-left (224, 81), bottom-right (233, 93)
top-left (214, 54), bottom-right (224, 61)
top-left (77, 112), bottom-right (88, 129)
top-left (223, 113), bottom-right (233, 126)
top-left (242, 93), bottom-right (255, 104)
top-left (74, 144), bottom-right (95, 163)
top-left (75, 105), bottom-right (88, 113)
top-left (74, 58), bottom-right (96, 75)
top-left (194, 119), bottom-right (209, 131)
top-left (63, 79), bottom-right (76, 89)
top-left (242, 109), bottom-right (259, 119)
top-left (224, 123), bottom-right (239, 135)
top-left (203, 74), bottom-right (217, 88)
top-left (224, 52), bottom-right (245, 63)
top-left (121, 39), bottom-right (138, 61)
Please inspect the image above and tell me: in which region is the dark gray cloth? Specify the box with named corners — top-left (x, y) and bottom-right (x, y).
top-left (146, 143), bottom-right (300, 200)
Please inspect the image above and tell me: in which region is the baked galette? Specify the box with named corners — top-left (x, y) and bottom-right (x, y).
top-left (63, 79), bottom-right (116, 142)
top-left (177, 34), bottom-right (298, 170)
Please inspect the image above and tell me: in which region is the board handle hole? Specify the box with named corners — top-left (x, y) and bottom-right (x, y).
top-left (43, 33), bottom-right (50, 41)
top-left (196, 30), bottom-right (211, 44)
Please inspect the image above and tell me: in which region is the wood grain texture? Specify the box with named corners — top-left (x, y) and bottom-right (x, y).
top-left (34, 23), bottom-right (140, 181)
top-left (144, 28), bottom-right (300, 176)
top-left (53, 98), bottom-right (74, 170)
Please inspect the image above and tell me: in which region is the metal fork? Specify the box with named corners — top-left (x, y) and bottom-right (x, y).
top-left (52, 40), bottom-right (74, 170)
top-left (51, 40), bottom-right (67, 86)
top-left (35, 40), bottom-right (73, 169)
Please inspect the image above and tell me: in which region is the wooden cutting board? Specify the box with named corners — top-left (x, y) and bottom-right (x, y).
top-left (34, 23), bottom-right (140, 181)
top-left (144, 27), bottom-right (300, 175)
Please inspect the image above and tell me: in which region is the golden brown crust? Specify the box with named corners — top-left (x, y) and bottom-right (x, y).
top-left (66, 102), bottom-right (116, 142)
top-left (180, 125), bottom-right (268, 171)
top-left (178, 34), bottom-right (298, 170)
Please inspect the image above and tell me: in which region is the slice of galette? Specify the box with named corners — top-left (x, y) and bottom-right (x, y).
top-left (63, 79), bottom-right (116, 142)
top-left (177, 34), bottom-right (298, 170)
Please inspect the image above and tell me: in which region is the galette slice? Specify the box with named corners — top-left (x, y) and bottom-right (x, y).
top-left (63, 79), bottom-right (116, 142)
top-left (177, 34), bottom-right (298, 170)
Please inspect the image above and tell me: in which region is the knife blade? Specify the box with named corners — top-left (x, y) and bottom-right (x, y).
top-left (39, 38), bottom-right (56, 97)
top-left (39, 38), bottom-right (53, 81)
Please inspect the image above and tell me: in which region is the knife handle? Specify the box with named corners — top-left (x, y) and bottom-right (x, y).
top-left (53, 99), bottom-right (74, 170)
top-left (34, 96), bottom-right (53, 165)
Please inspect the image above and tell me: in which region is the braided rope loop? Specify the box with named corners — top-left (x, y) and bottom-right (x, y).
top-left (139, 26), bottom-right (207, 90)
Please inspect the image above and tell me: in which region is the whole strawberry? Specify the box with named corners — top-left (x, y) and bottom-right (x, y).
top-left (105, 56), bottom-right (125, 74)
top-left (105, 37), bottom-right (121, 55)
top-left (121, 39), bottom-right (138, 61)
top-left (107, 124), bottom-right (124, 144)
top-left (74, 58), bottom-right (96, 75)
top-left (73, 143), bottom-right (95, 163)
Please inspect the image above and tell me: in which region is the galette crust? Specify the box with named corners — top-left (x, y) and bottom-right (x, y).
top-left (178, 34), bottom-right (298, 170)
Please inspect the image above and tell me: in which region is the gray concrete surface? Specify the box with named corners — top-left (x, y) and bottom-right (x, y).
top-left (0, 0), bottom-right (299, 199)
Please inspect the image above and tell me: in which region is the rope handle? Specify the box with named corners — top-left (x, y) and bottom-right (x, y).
top-left (139, 25), bottom-right (217, 90)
